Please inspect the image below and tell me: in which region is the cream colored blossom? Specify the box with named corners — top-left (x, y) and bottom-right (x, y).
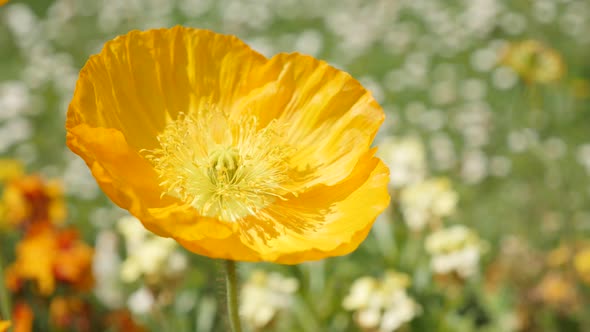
top-left (93, 230), bottom-right (123, 308)
top-left (400, 177), bottom-right (458, 231)
top-left (240, 270), bottom-right (299, 329)
top-left (378, 136), bottom-right (427, 188)
top-left (343, 271), bottom-right (420, 332)
top-left (425, 225), bottom-right (487, 278)
top-left (127, 286), bottom-right (155, 315)
top-left (117, 216), bottom-right (187, 283)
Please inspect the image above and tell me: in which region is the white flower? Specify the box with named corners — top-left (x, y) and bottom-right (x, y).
top-left (343, 277), bottom-right (379, 310)
top-left (117, 216), bottom-right (187, 283)
top-left (344, 271), bottom-right (420, 332)
top-left (381, 293), bottom-right (420, 332)
top-left (92, 230), bottom-right (123, 308)
top-left (167, 251), bottom-right (188, 275)
top-left (425, 225), bottom-right (487, 278)
top-left (358, 308), bottom-right (381, 329)
top-left (240, 270), bottom-right (299, 329)
top-left (400, 178), bottom-right (458, 231)
top-left (431, 246), bottom-right (481, 277)
top-left (576, 144), bottom-right (590, 174)
top-left (0, 81), bottom-right (31, 120)
top-left (461, 149), bottom-right (488, 184)
top-left (378, 136), bottom-right (427, 188)
top-left (128, 286), bottom-right (155, 315)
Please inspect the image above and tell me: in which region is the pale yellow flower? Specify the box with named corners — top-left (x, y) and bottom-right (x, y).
top-left (501, 40), bottom-right (565, 84)
top-left (400, 177), bottom-right (458, 231)
top-left (377, 136), bottom-right (427, 188)
top-left (426, 225), bottom-right (486, 278)
top-left (117, 216), bottom-right (187, 283)
top-left (573, 248), bottom-right (590, 284)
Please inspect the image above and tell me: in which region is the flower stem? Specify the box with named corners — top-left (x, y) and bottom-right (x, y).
top-left (224, 260), bottom-right (242, 332)
top-left (0, 254), bottom-right (12, 321)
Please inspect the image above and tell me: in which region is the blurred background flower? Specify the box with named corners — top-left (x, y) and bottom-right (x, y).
top-left (343, 271), bottom-right (420, 332)
top-left (400, 178), bottom-right (458, 232)
top-left (117, 216), bottom-right (187, 286)
top-left (0, 166), bottom-right (65, 230)
top-left (5, 222), bottom-right (93, 295)
top-left (1, 0), bottom-right (590, 330)
top-left (240, 270), bottom-right (298, 330)
top-left (425, 225), bottom-right (487, 279)
top-left (501, 40), bottom-right (565, 84)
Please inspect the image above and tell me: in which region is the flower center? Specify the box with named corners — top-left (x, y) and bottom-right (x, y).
top-left (145, 112), bottom-right (291, 222)
top-left (209, 146), bottom-right (239, 178)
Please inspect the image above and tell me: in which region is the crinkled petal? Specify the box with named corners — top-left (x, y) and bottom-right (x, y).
top-left (66, 27), bottom-right (269, 237)
top-left (66, 125), bottom-right (173, 236)
top-left (257, 155), bottom-right (390, 263)
top-left (174, 152), bottom-right (390, 263)
top-left (67, 26), bottom-right (267, 150)
top-left (233, 53), bottom-right (384, 189)
top-left (68, 125), bottom-right (235, 240)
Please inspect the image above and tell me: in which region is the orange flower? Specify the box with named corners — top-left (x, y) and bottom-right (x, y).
top-left (0, 174), bottom-right (66, 229)
top-left (6, 223), bottom-right (94, 295)
top-left (533, 272), bottom-right (578, 308)
top-left (49, 296), bottom-right (92, 331)
top-left (0, 0), bottom-right (8, 7)
top-left (105, 310), bottom-right (147, 332)
top-left (66, 27), bottom-right (390, 263)
top-left (12, 302), bottom-right (33, 332)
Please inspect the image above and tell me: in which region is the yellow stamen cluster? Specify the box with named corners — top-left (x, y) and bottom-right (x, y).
top-left (145, 111), bottom-right (291, 222)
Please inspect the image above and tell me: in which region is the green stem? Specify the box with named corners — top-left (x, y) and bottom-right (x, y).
top-left (0, 254), bottom-right (12, 322)
top-left (224, 260), bottom-right (242, 332)
top-left (152, 303), bottom-right (171, 332)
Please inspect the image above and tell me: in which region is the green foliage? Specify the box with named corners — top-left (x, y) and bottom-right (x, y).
top-left (1, 0), bottom-right (590, 331)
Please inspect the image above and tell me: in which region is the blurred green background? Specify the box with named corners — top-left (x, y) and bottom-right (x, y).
top-left (1, 0), bottom-right (590, 331)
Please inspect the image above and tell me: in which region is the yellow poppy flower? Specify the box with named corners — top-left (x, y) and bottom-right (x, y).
top-left (66, 26), bottom-right (390, 264)
top-left (49, 296), bottom-right (93, 330)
